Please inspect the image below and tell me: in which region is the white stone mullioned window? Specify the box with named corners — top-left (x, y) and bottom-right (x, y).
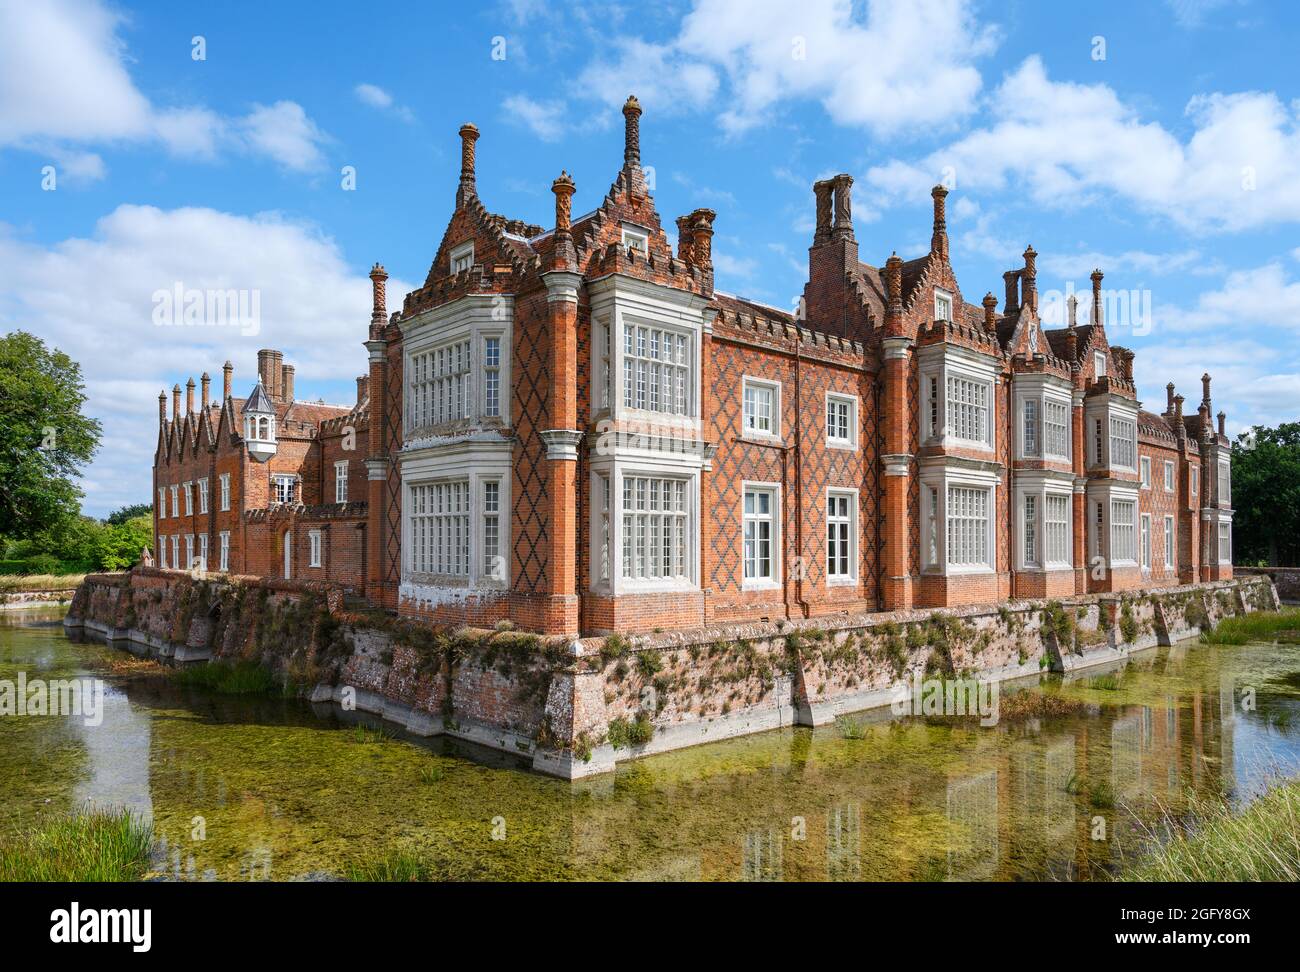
top-left (219, 531), bottom-right (230, 572)
top-left (1217, 456), bottom-right (1231, 508)
top-left (170, 484), bottom-right (179, 518)
top-left (1086, 481), bottom-right (1139, 567)
top-left (400, 294), bottom-right (512, 440)
top-left (199, 533), bottom-right (209, 571)
top-left (742, 376), bottom-right (780, 439)
top-left (918, 345), bottom-right (999, 453)
top-left (920, 459), bottom-right (999, 574)
top-left (1084, 396), bottom-right (1139, 473)
top-left (198, 478), bottom-right (209, 514)
top-left (158, 487), bottom-right (167, 519)
top-left (588, 459), bottom-right (701, 594)
top-left (1015, 475), bottom-right (1074, 571)
top-left (400, 437), bottom-right (511, 593)
top-left (588, 274), bottom-right (708, 433)
top-left (272, 475), bottom-right (297, 506)
top-left (219, 474), bottom-right (231, 511)
top-left (1218, 519), bottom-right (1232, 564)
top-left (743, 483), bottom-right (780, 587)
top-left (1014, 376), bottom-right (1072, 461)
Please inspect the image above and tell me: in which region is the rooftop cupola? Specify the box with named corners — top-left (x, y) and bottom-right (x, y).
top-left (242, 377), bottom-right (277, 462)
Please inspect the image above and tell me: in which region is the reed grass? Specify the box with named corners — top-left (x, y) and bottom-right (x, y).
top-left (0, 807), bottom-right (152, 882)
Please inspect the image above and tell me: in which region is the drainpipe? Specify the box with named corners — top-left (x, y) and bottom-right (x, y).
top-left (793, 339), bottom-right (809, 619)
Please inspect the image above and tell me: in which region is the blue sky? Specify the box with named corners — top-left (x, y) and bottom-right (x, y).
top-left (2, 0), bottom-right (1299, 516)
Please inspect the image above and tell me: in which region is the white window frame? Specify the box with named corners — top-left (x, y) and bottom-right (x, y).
top-left (619, 474), bottom-right (691, 584)
top-left (826, 488), bottom-right (858, 585)
top-left (918, 345), bottom-right (998, 453)
top-left (183, 482), bottom-right (193, 516)
top-left (742, 377), bottom-right (781, 441)
top-left (158, 536), bottom-right (166, 569)
top-left (334, 460), bottom-right (349, 504)
top-left (170, 534), bottom-right (179, 569)
top-left (272, 475), bottom-right (297, 506)
top-left (400, 438), bottom-right (513, 592)
top-left (198, 478), bottom-right (209, 514)
top-left (481, 478), bottom-right (505, 584)
top-left (742, 482), bottom-right (781, 590)
top-left (1191, 466), bottom-right (1199, 497)
top-left (1023, 493), bottom-right (1039, 568)
top-left (1140, 513), bottom-right (1151, 572)
top-left (621, 224), bottom-right (649, 256)
top-left (1217, 517), bottom-right (1232, 565)
top-left (588, 459), bottom-right (700, 595)
top-left (920, 462), bottom-right (999, 575)
top-left (1015, 478), bottom-right (1074, 571)
top-left (825, 392), bottom-right (857, 450)
top-left (1094, 351), bottom-right (1107, 378)
top-left (170, 485), bottom-right (179, 518)
top-left (449, 241), bottom-right (474, 274)
top-left (1014, 378), bottom-right (1072, 462)
top-left (308, 529), bottom-right (322, 568)
top-left (198, 533), bottom-right (208, 572)
top-left (1140, 456), bottom-right (1151, 489)
top-left (219, 531), bottom-right (230, 572)
top-left (1044, 491), bottom-right (1072, 568)
top-left (1085, 397), bottom-right (1138, 472)
top-left (158, 487), bottom-right (167, 519)
top-left (401, 294), bottom-right (512, 439)
top-left (1111, 499), bottom-right (1137, 565)
top-left (183, 534), bottom-right (194, 570)
top-left (934, 288), bottom-right (954, 323)
top-left (1164, 460), bottom-right (1175, 492)
top-left (219, 473), bottom-right (231, 511)
top-left (1164, 515), bottom-right (1174, 567)
top-left (1217, 457), bottom-right (1231, 508)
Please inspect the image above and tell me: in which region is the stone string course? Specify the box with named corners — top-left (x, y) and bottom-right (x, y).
top-left (66, 569), bottom-right (1278, 779)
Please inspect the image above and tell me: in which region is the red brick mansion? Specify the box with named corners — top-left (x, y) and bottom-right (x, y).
top-left (152, 97), bottom-right (1235, 637)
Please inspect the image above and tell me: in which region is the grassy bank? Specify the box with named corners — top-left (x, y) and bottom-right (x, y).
top-left (1200, 607), bottom-right (1300, 645)
top-left (171, 659), bottom-right (279, 695)
top-left (0, 572), bottom-right (88, 593)
top-left (1119, 779), bottom-right (1300, 881)
top-left (0, 807), bottom-right (153, 881)
top-left (344, 849), bottom-right (438, 881)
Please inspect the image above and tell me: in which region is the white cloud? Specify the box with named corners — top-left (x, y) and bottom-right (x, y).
top-left (239, 102), bottom-right (330, 172)
top-left (502, 95), bottom-right (569, 141)
top-left (0, 0), bottom-right (329, 174)
top-left (1171, 261), bottom-right (1300, 333)
top-left (866, 56), bottom-right (1300, 233)
top-left (0, 205), bottom-right (415, 515)
top-left (507, 0), bottom-right (994, 143)
top-left (354, 83), bottom-right (415, 123)
top-left (1165, 0), bottom-right (1240, 28)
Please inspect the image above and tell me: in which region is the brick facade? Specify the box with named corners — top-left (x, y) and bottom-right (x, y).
top-left (152, 99), bottom-right (1235, 637)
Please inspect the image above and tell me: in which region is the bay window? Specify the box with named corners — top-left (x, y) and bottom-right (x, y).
top-left (1023, 400), bottom-right (1039, 457)
top-left (1044, 400), bottom-right (1070, 459)
top-left (947, 485), bottom-right (991, 569)
top-left (1217, 520), bottom-right (1232, 564)
top-left (625, 324), bottom-right (690, 415)
top-left (409, 480), bottom-right (470, 577)
top-left (622, 476), bottom-right (688, 581)
top-left (947, 377), bottom-right (989, 445)
top-left (482, 480), bottom-right (502, 581)
top-left (1111, 499), bottom-right (1136, 563)
top-left (1045, 494), bottom-right (1070, 566)
top-left (409, 339), bottom-right (471, 428)
top-left (1023, 495), bottom-right (1039, 567)
top-left (1110, 417), bottom-right (1137, 470)
top-left (1018, 482), bottom-right (1073, 570)
top-left (1217, 459), bottom-right (1231, 507)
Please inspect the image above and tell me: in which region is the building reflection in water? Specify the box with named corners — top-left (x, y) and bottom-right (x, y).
top-left (826, 802), bottom-right (861, 882)
top-left (741, 829), bottom-right (783, 882)
top-left (946, 769), bottom-right (998, 881)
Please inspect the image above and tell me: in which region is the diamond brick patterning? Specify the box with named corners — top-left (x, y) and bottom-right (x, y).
top-left (148, 109), bottom-right (1233, 637)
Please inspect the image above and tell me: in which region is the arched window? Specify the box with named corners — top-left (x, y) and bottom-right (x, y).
top-left (259, 417), bottom-right (270, 439)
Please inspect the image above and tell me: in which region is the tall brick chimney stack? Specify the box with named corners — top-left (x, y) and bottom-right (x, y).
top-left (1122, 349), bottom-right (1135, 382)
top-left (222, 360), bottom-right (233, 400)
top-left (356, 375), bottom-right (369, 406)
top-left (1022, 245), bottom-right (1038, 313)
top-left (1166, 382), bottom-right (1175, 414)
top-left (1174, 394), bottom-right (1185, 441)
top-left (1218, 411), bottom-right (1226, 437)
top-left (622, 95), bottom-right (648, 197)
top-left (369, 263), bottom-right (388, 340)
top-left (982, 292), bottom-right (997, 334)
top-left (1003, 270), bottom-right (1020, 316)
top-left (185, 377), bottom-right (195, 416)
top-left (1067, 293), bottom-right (1079, 327)
top-left (258, 349), bottom-right (281, 399)
top-left (885, 252), bottom-right (904, 335)
top-left (813, 179), bottom-right (834, 246)
top-left (457, 123), bottom-right (479, 206)
top-left (830, 173), bottom-right (854, 242)
top-left (200, 372), bottom-right (210, 411)
top-left (158, 391), bottom-right (167, 425)
top-left (1090, 269), bottom-right (1104, 327)
top-left (689, 208), bottom-right (715, 268)
top-left (171, 384), bottom-right (181, 421)
top-left (675, 214), bottom-right (695, 264)
top-left (281, 364), bottom-right (295, 402)
top-left (1201, 372), bottom-right (1212, 411)
top-left (551, 170), bottom-right (576, 270)
top-left (930, 185), bottom-right (949, 261)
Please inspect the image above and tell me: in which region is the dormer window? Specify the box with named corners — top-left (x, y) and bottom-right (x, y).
top-left (450, 241), bottom-right (474, 274)
top-left (242, 379), bottom-right (277, 462)
top-left (934, 290), bottom-right (953, 323)
top-left (622, 225), bottom-right (649, 256)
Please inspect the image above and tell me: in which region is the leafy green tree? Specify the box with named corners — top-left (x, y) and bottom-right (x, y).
top-left (105, 503), bottom-right (152, 525)
top-left (0, 332), bottom-right (102, 538)
top-left (1232, 423), bottom-right (1300, 567)
top-left (95, 515), bottom-right (153, 571)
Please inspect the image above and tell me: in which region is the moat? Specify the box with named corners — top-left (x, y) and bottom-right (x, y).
top-left (4, 604), bottom-right (1299, 881)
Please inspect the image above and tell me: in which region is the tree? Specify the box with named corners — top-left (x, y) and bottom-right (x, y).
top-left (95, 515), bottom-right (153, 571)
top-left (106, 503), bottom-right (152, 525)
top-left (0, 332), bottom-right (102, 538)
top-left (1232, 423), bottom-right (1300, 567)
